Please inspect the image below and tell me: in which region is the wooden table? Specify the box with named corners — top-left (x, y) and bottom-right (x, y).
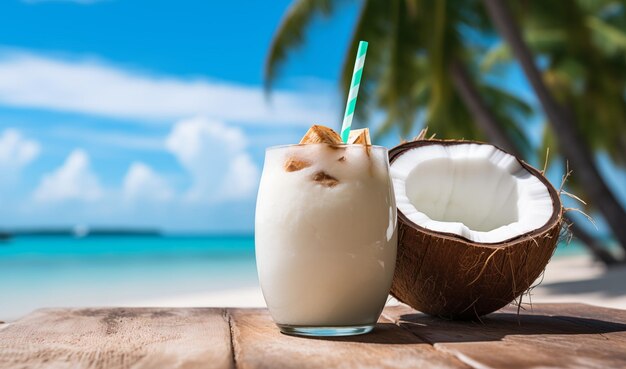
top-left (1, 303), bottom-right (625, 368)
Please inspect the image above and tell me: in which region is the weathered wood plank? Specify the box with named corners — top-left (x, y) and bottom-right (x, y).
top-left (384, 304), bottom-right (626, 369)
top-left (501, 303), bottom-right (626, 344)
top-left (503, 303), bottom-right (626, 324)
top-left (228, 308), bottom-right (469, 369)
top-left (0, 308), bottom-right (233, 369)
top-left (2, 304), bottom-right (625, 369)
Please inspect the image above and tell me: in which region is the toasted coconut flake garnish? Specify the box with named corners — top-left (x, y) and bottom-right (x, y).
top-left (326, 144), bottom-right (346, 151)
top-left (284, 158), bottom-right (311, 172)
top-left (300, 125), bottom-right (342, 144)
top-left (348, 128), bottom-right (372, 156)
top-left (348, 128), bottom-right (371, 145)
top-left (312, 171), bottom-right (339, 187)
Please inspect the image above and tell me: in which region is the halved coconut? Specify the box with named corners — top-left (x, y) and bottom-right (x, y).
top-left (389, 139), bottom-right (562, 319)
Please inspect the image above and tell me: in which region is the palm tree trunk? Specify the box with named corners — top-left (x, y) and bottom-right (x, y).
top-left (450, 59), bottom-right (620, 265)
top-left (482, 0), bottom-right (626, 252)
top-left (450, 60), bottom-right (522, 157)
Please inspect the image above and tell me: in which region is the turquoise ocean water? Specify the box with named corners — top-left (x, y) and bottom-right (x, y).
top-left (0, 235), bottom-right (586, 321)
top-left (0, 235), bottom-right (258, 321)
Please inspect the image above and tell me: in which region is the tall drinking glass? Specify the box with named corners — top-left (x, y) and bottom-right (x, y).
top-left (255, 143), bottom-right (397, 336)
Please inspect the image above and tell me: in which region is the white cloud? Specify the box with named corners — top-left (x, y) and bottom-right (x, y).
top-left (50, 127), bottom-right (165, 151)
top-left (33, 149), bottom-right (103, 202)
top-left (166, 117), bottom-right (260, 202)
top-left (0, 49), bottom-right (337, 126)
top-left (0, 129), bottom-right (40, 169)
top-left (220, 154), bottom-right (260, 199)
top-left (123, 162), bottom-right (173, 202)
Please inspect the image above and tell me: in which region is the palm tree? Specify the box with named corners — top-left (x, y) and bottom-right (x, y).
top-left (479, 1), bottom-right (626, 263)
top-left (264, 0), bottom-right (624, 263)
top-left (266, 0), bottom-right (529, 151)
top-left (510, 0), bottom-right (626, 164)
top-left (482, 0), bottom-right (626, 255)
top-left (481, 1), bottom-right (626, 190)
top-left (482, 0), bottom-right (626, 265)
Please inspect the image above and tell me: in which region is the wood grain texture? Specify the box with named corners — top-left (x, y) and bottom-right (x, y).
top-left (503, 303), bottom-right (626, 324)
top-left (384, 303), bottom-right (626, 369)
top-left (0, 308), bottom-right (233, 369)
top-left (228, 308), bottom-right (469, 369)
top-left (1, 304), bottom-right (625, 369)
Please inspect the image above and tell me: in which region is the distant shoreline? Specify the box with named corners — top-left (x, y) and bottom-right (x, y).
top-left (0, 228), bottom-right (161, 239)
top-left (0, 229), bottom-right (257, 241)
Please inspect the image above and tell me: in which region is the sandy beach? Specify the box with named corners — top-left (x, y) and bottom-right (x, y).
top-left (527, 253), bottom-right (626, 309)
top-left (128, 253), bottom-right (626, 311)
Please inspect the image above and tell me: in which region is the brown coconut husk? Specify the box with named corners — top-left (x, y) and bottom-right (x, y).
top-left (389, 139), bottom-right (563, 320)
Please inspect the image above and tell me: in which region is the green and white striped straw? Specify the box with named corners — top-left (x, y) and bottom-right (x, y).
top-left (340, 40), bottom-right (368, 143)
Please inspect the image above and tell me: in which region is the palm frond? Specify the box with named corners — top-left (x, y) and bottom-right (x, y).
top-left (427, 0), bottom-right (447, 121)
top-left (379, 0), bottom-right (422, 136)
top-left (481, 42), bottom-right (511, 71)
top-left (481, 84), bottom-right (534, 118)
top-left (340, 0), bottom-right (391, 125)
top-left (586, 15), bottom-right (626, 54)
top-left (538, 122), bottom-right (559, 169)
top-left (264, 0), bottom-right (335, 91)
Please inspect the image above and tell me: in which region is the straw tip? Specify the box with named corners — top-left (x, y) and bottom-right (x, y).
top-left (357, 41), bottom-right (368, 56)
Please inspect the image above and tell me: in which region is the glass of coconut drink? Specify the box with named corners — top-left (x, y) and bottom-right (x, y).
top-left (256, 41), bottom-right (396, 337)
top-left (255, 125), bottom-right (398, 336)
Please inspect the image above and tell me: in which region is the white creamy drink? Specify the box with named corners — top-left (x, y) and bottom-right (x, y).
top-left (255, 142), bottom-right (397, 335)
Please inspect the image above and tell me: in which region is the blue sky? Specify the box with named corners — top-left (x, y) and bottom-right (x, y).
top-left (0, 0), bottom-right (365, 232)
top-left (0, 0), bottom-right (623, 234)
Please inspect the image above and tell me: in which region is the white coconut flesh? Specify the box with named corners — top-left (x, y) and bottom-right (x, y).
top-left (390, 143), bottom-right (555, 243)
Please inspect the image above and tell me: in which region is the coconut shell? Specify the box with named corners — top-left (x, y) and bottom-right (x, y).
top-left (389, 139), bottom-right (563, 320)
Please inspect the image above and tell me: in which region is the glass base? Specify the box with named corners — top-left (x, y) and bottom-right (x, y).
top-left (277, 324), bottom-right (374, 337)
